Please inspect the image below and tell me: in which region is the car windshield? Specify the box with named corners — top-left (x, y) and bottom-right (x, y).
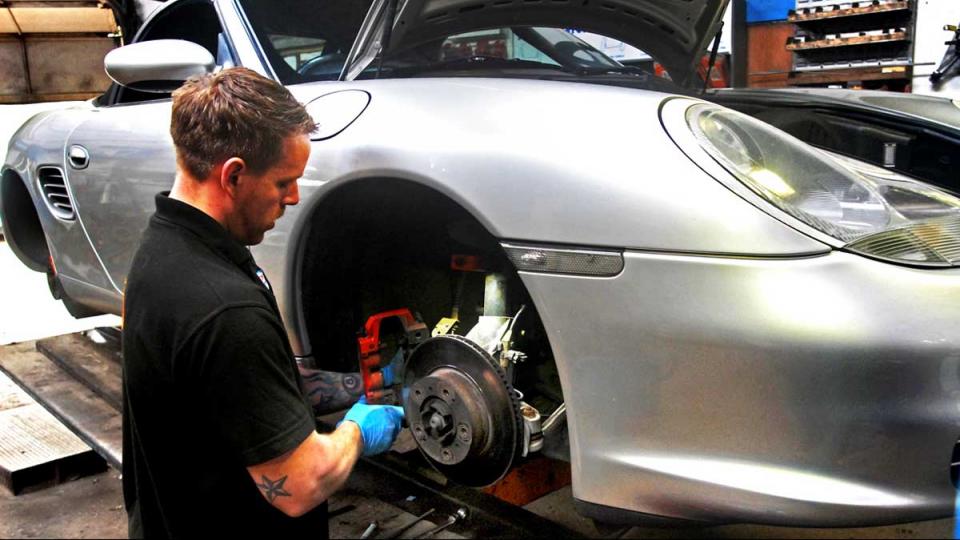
top-left (365, 26), bottom-right (631, 77)
top-left (237, 0), bottom-right (679, 92)
top-left (237, 0), bottom-right (372, 84)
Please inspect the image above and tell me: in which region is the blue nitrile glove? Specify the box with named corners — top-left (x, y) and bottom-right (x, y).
top-left (380, 349), bottom-right (404, 387)
top-left (341, 396), bottom-right (405, 456)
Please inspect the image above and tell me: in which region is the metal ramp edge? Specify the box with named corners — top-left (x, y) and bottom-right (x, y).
top-left (0, 341), bottom-right (122, 470)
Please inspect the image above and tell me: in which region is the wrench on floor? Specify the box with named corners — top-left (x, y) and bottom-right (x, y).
top-left (380, 508), bottom-right (436, 540)
top-left (414, 507), bottom-right (468, 539)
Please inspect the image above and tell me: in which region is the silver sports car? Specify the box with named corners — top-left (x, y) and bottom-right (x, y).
top-left (3, 0), bottom-right (960, 528)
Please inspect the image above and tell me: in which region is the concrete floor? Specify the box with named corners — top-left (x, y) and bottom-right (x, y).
top-left (0, 470), bottom-right (126, 539)
top-left (1, 236), bottom-right (958, 538)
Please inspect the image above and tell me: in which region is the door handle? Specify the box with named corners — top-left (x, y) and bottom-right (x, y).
top-left (68, 145), bottom-right (89, 169)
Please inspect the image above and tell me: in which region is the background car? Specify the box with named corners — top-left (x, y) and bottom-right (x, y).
top-left (3, 0), bottom-right (960, 528)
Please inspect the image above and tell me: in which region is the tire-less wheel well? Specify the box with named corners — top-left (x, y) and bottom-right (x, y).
top-left (1, 169), bottom-right (49, 272)
top-left (298, 178), bottom-right (564, 411)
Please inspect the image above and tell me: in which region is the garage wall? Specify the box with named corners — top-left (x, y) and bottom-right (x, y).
top-left (0, 4), bottom-right (119, 103)
top-left (912, 0), bottom-right (960, 97)
top-left (746, 22), bottom-right (794, 87)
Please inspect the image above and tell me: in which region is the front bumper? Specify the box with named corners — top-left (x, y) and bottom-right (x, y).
top-left (518, 249), bottom-right (960, 526)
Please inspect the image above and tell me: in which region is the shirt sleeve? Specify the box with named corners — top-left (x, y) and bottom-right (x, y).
top-left (179, 304), bottom-right (316, 467)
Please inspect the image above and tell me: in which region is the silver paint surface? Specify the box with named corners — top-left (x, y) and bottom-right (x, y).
top-left (520, 249), bottom-right (960, 526)
top-left (65, 100), bottom-right (176, 292)
top-left (104, 40), bottom-right (216, 91)
top-left (5, 108), bottom-right (119, 297)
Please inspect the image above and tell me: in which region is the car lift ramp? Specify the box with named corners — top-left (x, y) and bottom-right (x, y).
top-left (0, 334), bottom-right (123, 471)
top-left (0, 354), bottom-right (105, 494)
top-left (0, 331), bottom-right (581, 538)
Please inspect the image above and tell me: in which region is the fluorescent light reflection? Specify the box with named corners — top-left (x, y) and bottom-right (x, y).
top-left (753, 273), bottom-right (862, 340)
top-left (615, 454), bottom-right (913, 507)
top-left (748, 167), bottom-right (795, 197)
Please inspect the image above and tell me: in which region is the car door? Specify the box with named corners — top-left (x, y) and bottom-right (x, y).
top-left (64, 0), bottom-right (226, 290)
top-left (64, 101), bottom-right (176, 291)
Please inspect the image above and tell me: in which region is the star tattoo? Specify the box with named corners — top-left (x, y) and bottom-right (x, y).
top-left (256, 474), bottom-right (292, 502)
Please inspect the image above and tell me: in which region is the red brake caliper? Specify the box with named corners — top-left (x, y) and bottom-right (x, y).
top-left (358, 308), bottom-right (428, 404)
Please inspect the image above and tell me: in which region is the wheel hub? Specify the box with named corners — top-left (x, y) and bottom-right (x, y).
top-left (402, 335), bottom-right (521, 486)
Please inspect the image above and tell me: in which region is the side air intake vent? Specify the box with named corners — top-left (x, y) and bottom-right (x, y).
top-left (37, 166), bottom-right (75, 221)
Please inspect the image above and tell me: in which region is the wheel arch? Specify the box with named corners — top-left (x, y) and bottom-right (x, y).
top-left (288, 174), bottom-right (562, 389)
top-left (1, 167), bottom-right (50, 273)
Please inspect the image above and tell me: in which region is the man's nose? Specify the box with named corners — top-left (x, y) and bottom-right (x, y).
top-left (285, 181), bottom-right (300, 206)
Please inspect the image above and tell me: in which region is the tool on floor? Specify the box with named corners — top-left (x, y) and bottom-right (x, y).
top-left (360, 521), bottom-right (379, 539)
top-left (414, 507), bottom-right (469, 539)
top-left (380, 507), bottom-right (436, 540)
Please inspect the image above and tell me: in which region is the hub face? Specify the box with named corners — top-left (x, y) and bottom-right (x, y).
top-left (402, 335), bottom-right (522, 487)
top-left (409, 369), bottom-right (486, 465)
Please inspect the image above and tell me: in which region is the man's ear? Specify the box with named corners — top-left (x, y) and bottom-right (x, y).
top-left (220, 157), bottom-right (246, 197)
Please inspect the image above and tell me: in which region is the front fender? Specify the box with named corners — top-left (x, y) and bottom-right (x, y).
top-left (260, 78), bottom-right (832, 355)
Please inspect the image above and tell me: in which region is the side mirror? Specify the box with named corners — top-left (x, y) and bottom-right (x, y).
top-left (105, 39), bottom-right (216, 93)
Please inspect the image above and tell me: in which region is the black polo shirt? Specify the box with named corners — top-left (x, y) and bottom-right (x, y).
top-left (122, 193), bottom-right (327, 539)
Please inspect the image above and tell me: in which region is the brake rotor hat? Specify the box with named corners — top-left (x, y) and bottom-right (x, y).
top-left (402, 335), bottom-right (522, 487)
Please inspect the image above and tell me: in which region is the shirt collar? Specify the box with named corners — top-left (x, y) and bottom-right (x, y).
top-left (153, 192), bottom-right (254, 269)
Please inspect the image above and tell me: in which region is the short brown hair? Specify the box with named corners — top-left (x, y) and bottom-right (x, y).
top-left (170, 67), bottom-right (316, 180)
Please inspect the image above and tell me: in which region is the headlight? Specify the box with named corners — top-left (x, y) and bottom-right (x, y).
top-left (685, 103), bottom-right (960, 267)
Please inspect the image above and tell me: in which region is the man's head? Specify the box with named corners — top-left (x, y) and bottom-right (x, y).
top-left (170, 67), bottom-right (316, 245)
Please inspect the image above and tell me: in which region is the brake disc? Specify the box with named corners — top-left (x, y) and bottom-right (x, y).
top-left (402, 334), bottom-right (522, 487)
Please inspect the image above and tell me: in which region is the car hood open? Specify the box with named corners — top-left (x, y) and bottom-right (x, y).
top-left (346, 0), bottom-right (728, 87)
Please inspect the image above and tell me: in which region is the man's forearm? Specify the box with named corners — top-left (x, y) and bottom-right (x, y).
top-left (311, 421), bottom-right (363, 502)
top-left (299, 367), bottom-right (364, 414)
top-left (248, 422), bottom-right (362, 517)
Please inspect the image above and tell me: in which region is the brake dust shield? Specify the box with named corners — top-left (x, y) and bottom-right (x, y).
top-left (402, 335), bottom-right (522, 487)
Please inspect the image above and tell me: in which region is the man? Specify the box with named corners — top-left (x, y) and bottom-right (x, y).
top-left (121, 67), bottom-right (405, 539)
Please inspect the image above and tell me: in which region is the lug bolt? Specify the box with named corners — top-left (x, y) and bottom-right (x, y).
top-left (457, 423), bottom-right (471, 442)
top-left (441, 449), bottom-right (453, 462)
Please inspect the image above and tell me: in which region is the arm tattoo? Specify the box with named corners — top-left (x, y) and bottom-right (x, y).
top-left (256, 474), bottom-right (292, 503)
top-left (298, 367), bottom-right (364, 414)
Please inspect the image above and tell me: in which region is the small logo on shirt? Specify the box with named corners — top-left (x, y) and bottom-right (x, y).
top-left (255, 268), bottom-right (271, 290)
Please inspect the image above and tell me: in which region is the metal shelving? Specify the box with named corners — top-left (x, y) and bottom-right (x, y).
top-left (786, 0), bottom-right (916, 88)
